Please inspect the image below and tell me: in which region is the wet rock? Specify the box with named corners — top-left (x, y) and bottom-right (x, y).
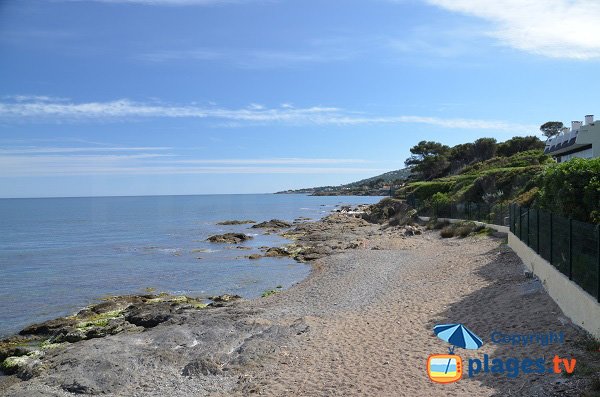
top-left (216, 220), bottom-right (256, 225)
top-left (247, 254), bottom-right (262, 260)
top-left (208, 294), bottom-right (242, 307)
top-left (232, 246), bottom-right (252, 250)
top-left (19, 317), bottom-right (78, 337)
top-left (251, 219), bottom-right (292, 229)
top-left (209, 294), bottom-right (241, 303)
top-left (207, 233), bottom-right (253, 244)
top-left (263, 247), bottom-right (289, 257)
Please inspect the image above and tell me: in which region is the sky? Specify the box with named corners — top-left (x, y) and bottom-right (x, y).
top-left (1, 0), bottom-right (599, 198)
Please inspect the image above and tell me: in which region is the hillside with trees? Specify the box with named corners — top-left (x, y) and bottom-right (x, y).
top-left (396, 134), bottom-right (600, 224)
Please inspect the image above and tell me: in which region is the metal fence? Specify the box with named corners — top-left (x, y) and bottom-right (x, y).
top-left (509, 204), bottom-right (600, 302)
top-left (408, 197), bottom-right (510, 226)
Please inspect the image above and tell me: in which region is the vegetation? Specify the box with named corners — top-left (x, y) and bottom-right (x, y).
top-left (537, 157), bottom-right (600, 223)
top-left (277, 168), bottom-right (411, 196)
top-left (404, 136), bottom-right (545, 182)
top-left (261, 289), bottom-right (280, 298)
top-left (540, 121), bottom-right (564, 138)
top-left (397, 134), bottom-right (599, 223)
top-left (439, 221), bottom-right (489, 238)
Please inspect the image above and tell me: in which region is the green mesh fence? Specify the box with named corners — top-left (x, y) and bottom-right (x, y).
top-left (510, 204), bottom-right (600, 301)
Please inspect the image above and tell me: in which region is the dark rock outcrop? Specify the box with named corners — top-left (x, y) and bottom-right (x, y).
top-left (251, 219), bottom-right (292, 229)
top-left (207, 233), bottom-right (253, 244)
top-left (216, 220), bottom-right (256, 225)
top-left (123, 303), bottom-right (174, 328)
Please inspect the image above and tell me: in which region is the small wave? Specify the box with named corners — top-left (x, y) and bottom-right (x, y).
top-left (191, 248), bottom-right (219, 253)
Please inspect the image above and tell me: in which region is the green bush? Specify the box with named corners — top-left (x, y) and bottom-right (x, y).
top-left (537, 157), bottom-right (600, 223)
top-left (439, 221), bottom-right (486, 238)
top-left (407, 181), bottom-right (454, 201)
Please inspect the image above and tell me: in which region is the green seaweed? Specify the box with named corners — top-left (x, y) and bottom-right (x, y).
top-left (261, 289), bottom-right (280, 298)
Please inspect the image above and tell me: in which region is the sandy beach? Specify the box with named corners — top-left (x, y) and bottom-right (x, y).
top-left (1, 210), bottom-right (596, 396)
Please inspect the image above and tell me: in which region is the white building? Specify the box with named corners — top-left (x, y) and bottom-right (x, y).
top-left (544, 114), bottom-right (600, 162)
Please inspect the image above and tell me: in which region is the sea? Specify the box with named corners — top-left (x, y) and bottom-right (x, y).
top-left (0, 194), bottom-right (384, 338)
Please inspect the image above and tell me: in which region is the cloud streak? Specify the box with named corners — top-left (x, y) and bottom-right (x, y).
top-left (64, 0), bottom-right (263, 5)
top-left (425, 0), bottom-right (600, 59)
top-left (137, 47), bottom-right (357, 68)
top-left (0, 97), bottom-right (536, 132)
top-left (0, 153), bottom-right (379, 177)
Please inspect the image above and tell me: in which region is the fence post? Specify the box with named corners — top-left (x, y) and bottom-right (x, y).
top-left (519, 206), bottom-right (523, 241)
top-left (568, 218), bottom-right (573, 280)
top-left (536, 209), bottom-right (540, 254)
top-left (597, 225), bottom-right (599, 302)
top-left (549, 212), bottom-right (553, 265)
top-left (527, 208), bottom-right (531, 247)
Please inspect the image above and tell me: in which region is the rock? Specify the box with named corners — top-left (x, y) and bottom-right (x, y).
top-left (403, 225), bottom-right (422, 236)
top-left (296, 245), bottom-right (333, 261)
top-left (208, 294), bottom-right (242, 307)
top-left (247, 254), bottom-right (262, 260)
top-left (208, 294), bottom-right (241, 303)
top-left (362, 198), bottom-right (417, 225)
top-left (19, 317), bottom-right (78, 337)
top-left (207, 233), bottom-right (253, 244)
top-left (123, 304), bottom-right (173, 328)
top-left (181, 359), bottom-right (222, 377)
top-left (61, 380), bottom-right (98, 395)
top-left (216, 220), bottom-right (256, 225)
top-left (263, 247), bottom-right (289, 257)
top-left (1, 352), bottom-right (44, 380)
top-left (251, 219), bottom-right (292, 229)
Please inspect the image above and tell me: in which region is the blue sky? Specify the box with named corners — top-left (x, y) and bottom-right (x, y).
top-left (1, 0), bottom-right (599, 197)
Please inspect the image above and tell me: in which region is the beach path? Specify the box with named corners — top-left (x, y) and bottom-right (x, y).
top-left (240, 233), bottom-right (587, 396)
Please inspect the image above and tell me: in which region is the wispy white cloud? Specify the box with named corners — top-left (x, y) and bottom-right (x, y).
top-left (0, 152), bottom-right (379, 177)
top-left (0, 146), bottom-right (171, 154)
top-left (0, 97), bottom-right (536, 132)
top-left (425, 0), bottom-right (600, 59)
top-left (64, 0), bottom-right (263, 5)
top-left (137, 47), bottom-right (356, 68)
top-left (3, 95), bottom-right (70, 103)
top-left (171, 158), bottom-right (368, 165)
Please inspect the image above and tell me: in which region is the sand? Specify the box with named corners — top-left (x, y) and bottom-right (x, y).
top-left (234, 232), bottom-right (591, 396)
top-left (1, 213), bottom-right (595, 396)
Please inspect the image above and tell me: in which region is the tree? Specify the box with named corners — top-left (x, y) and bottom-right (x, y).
top-left (405, 141), bottom-right (450, 180)
top-left (540, 121), bottom-right (564, 139)
top-left (497, 136), bottom-right (545, 157)
top-left (448, 143), bottom-right (475, 172)
top-left (473, 138), bottom-right (497, 161)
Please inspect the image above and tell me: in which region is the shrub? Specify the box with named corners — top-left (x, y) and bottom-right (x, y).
top-left (426, 218), bottom-right (450, 230)
top-left (537, 157), bottom-right (600, 223)
top-left (439, 221), bottom-right (486, 238)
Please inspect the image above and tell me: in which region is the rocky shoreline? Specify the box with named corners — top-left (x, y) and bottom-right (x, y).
top-left (0, 202), bottom-right (397, 395)
top-left (1, 199), bottom-right (596, 396)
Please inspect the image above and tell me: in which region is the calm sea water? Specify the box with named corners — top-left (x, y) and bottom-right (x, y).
top-left (0, 194), bottom-right (383, 337)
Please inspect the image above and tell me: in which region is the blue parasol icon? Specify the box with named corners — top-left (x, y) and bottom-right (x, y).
top-left (433, 323), bottom-right (483, 354)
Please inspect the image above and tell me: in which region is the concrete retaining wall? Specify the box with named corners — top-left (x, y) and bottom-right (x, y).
top-left (420, 216), bottom-right (600, 338)
top-left (508, 233), bottom-right (600, 338)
